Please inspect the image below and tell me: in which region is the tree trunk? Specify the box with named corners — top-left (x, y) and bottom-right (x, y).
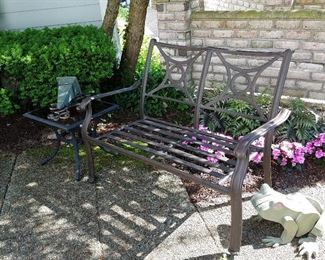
top-left (119, 0), bottom-right (150, 85)
top-left (102, 0), bottom-right (120, 38)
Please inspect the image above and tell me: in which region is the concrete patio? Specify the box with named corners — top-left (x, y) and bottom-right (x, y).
top-left (0, 148), bottom-right (325, 259)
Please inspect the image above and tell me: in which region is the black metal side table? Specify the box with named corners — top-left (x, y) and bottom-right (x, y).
top-left (23, 100), bottom-right (118, 181)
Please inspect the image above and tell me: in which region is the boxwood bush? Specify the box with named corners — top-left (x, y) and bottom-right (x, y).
top-left (0, 25), bottom-right (116, 115)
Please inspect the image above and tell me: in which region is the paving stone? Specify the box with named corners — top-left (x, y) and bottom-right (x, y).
top-left (0, 153), bottom-right (98, 241)
top-left (0, 227), bottom-right (103, 260)
top-left (94, 159), bottom-right (218, 259)
top-left (2, 149), bottom-right (325, 259)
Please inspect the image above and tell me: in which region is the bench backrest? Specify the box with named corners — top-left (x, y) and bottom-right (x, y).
top-left (140, 39), bottom-right (293, 128)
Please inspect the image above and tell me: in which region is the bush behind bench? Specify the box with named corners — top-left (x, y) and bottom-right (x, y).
top-left (0, 25), bottom-right (116, 115)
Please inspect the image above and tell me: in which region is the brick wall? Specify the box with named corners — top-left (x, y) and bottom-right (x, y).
top-left (156, 1), bottom-right (325, 100)
top-left (156, 0), bottom-right (193, 46)
top-left (191, 12), bottom-right (325, 99)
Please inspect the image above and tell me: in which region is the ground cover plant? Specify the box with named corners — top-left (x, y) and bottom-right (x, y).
top-left (0, 25), bottom-right (116, 115)
top-left (199, 96), bottom-right (325, 169)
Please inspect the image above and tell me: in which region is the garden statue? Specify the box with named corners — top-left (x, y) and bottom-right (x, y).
top-left (251, 183), bottom-right (325, 259)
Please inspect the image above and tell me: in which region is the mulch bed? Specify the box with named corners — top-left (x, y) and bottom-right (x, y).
top-left (0, 114), bottom-right (47, 154)
top-left (1, 114), bottom-right (325, 204)
top-left (183, 161), bottom-right (325, 203)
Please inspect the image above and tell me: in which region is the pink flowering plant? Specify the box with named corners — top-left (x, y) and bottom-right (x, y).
top-left (305, 133), bottom-right (325, 159)
top-left (270, 141), bottom-right (307, 169)
top-left (193, 124), bottom-right (325, 170)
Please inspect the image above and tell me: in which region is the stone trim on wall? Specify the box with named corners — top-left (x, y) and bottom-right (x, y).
top-left (203, 0), bottom-right (292, 11)
top-left (202, 0), bottom-right (325, 11)
top-left (192, 10), bottom-right (325, 20)
top-left (294, 0), bottom-right (325, 9)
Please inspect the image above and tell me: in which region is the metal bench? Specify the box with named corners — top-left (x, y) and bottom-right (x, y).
top-left (80, 39), bottom-right (293, 253)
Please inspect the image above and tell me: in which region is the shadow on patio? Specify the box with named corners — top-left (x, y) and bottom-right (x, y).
top-left (0, 149), bottom-right (219, 259)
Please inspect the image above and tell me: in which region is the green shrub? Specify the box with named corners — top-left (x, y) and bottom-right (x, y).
top-left (201, 90), bottom-right (272, 137)
top-left (0, 88), bottom-right (16, 115)
top-left (201, 93), bottom-right (322, 142)
top-left (0, 25), bottom-right (116, 115)
top-left (276, 98), bottom-right (319, 143)
top-left (218, 99), bottom-right (262, 136)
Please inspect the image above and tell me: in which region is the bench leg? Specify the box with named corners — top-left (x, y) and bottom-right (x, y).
top-left (229, 158), bottom-right (249, 253)
top-left (70, 135), bottom-right (81, 181)
top-left (84, 139), bottom-right (95, 183)
top-left (263, 132), bottom-right (273, 186)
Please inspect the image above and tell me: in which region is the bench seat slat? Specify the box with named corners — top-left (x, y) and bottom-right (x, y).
top-left (146, 117), bottom-right (263, 152)
top-left (103, 132), bottom-right (226, 179)
top-left (90, 137), bottom-right (231, 193)
top-left (96, 118), bottom-right (248, 187)
top-left (112, 129), bottom-right (229, 173)
top-left (122, 125), bottom-right (234, 173)
top-left (132, 122), bottom-right (236, 162)
top-left (143, 119), bottom-right (237, 148)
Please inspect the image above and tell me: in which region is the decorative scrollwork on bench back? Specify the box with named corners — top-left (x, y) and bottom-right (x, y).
top-left (140, 39), bottom-right (293, 128)
top-left (140, 40), bottom-right (209, 117)
top-left (197, 48), bottom-right (292, 123)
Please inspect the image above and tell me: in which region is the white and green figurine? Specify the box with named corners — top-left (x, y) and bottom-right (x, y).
top-left (251, 183), bottom-right (325, 260)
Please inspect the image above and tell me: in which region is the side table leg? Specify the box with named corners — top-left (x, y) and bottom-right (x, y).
top-left (71, 135), bottom-right (81, 181)
top-left (41, 139), bottom-right (61, 165)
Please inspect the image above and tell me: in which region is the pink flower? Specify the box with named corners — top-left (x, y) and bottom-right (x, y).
top-left (315, 149), bottom-right (325, 159)
top-left (305, 142), bottom-right (314, 154)
top-left (272, 148), bottom-right (281, 160)
top-left (207, 156), bottom-right (218, 163)
top-left (280, 158), bottom-right (287, 166)
top-left (200, 145), bottom-right (213, 153)
top-left (250, 152), bottom-right (263, 164)
top-left (252, 136), bottom-right (265, 148)
top-left (314, 140), bottom-right (322, 147)
top-left (279, 141), bottom-right (295, 158)
top-left (293, 155), bottom-right (305, 164)
top-left (198, 125), bottom-right (208, 132)
top-left (286, 150), bottom-right (294, 159)
top-left (319, 133), bottom-right (325, 143)
top-left (215, 150), bottom-right (226, 160)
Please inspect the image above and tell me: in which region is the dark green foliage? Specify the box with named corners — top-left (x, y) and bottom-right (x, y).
top-left (0, 26), bottom-right (116, 115)
top-left (0, 88), bottom-right (16, 115)
top-left (218, 99), bottom-right (262, 137)
top-left (276, 98), bottom-right (319, 143)
top-left (202, 92), bottom-right (272, 137)
top-left (202, 94), bottom-right (321, 141)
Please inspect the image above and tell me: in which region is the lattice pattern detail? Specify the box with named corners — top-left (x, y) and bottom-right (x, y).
top-left (200, 48), bottom-right (286, 122)
top-left (143, 42), bottom-right (207, 107)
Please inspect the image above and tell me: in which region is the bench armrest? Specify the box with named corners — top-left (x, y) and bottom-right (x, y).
top-left (79, 80), bottom-right (141, 110)
top-left (234, 108), bottom-right (291, 159)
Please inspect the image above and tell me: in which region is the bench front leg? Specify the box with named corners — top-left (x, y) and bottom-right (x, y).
top-left (229, 156), bottom-right (250, 253)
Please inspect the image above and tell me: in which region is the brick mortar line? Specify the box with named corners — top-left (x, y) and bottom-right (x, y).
top-left (0, 154), bottom-right (18, 215)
